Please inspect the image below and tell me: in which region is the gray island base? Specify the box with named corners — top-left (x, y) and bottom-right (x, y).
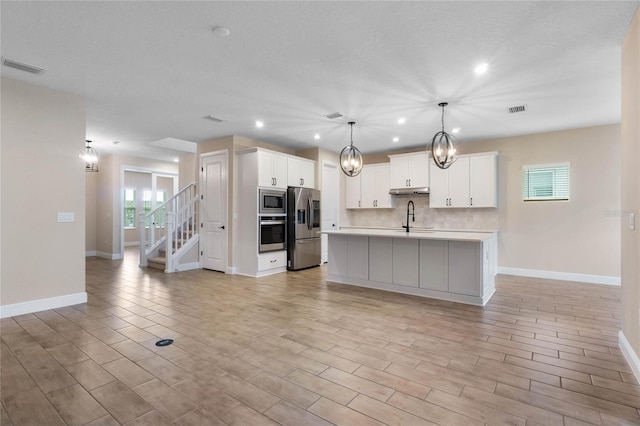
top-left (323, 229), bottom-right (498, 306)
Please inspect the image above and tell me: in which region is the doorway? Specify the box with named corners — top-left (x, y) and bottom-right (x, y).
top-left (200, 150), bottom-right (229, 272)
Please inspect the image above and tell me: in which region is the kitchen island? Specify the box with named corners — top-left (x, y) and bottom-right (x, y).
top-left (323, 228), bottom-right (497, 306)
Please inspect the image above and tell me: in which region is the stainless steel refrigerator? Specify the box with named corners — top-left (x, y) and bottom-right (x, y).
top-left (287, 187), bottom-right (321, 270)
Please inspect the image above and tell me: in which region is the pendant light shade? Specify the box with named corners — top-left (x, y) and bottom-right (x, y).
top-left (340, 121), bottom-right (363, 177)
top-left (83, 140), bottom-right (99, 172)
top-left (429, 102), bottom-right (457, 170)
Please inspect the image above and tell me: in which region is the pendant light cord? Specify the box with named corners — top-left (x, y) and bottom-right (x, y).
top-left (441, 104), bottom-right (445, 133)
top-left (350, 122), bottom-right (354, 146)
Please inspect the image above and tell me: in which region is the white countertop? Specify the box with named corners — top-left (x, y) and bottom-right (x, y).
top-left (322, 227), bottom-right (497, 242)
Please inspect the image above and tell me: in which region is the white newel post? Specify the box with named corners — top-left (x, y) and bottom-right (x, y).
top-left (165, 211), bottom-right (175, 273)
top-left (139, 212), bottom-right (147, 267)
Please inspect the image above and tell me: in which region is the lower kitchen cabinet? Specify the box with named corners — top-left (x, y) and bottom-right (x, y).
top-left (419, 240), bottom-right (449, 291)
top-left (258, 251), bottom-right (287, 272)
top-left (392, 239), bottom-right (419, 287)
top-left (326, 231), bottom-right (497, 306)
top-left (369, 237), bottom-right (393, 283)
top-left (448, 241), bottom-right (481, 296)
top-left (328, 235), bottom-right (369, 280)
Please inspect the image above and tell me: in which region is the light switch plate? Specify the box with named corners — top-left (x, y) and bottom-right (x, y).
top-left (58, 212), bottom-right (74, 223)
top-left (630, 213), bottom-right (636, 231)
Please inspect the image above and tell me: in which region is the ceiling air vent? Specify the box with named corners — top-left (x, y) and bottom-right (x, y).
top-left (1, 57), bottom-right (45, 75)
top-left (507, 105), bottom-right (527, 114)
top-left (202, 115), bottom-right (225, 123)
top-left (325, 112), bottom-right (343, 119)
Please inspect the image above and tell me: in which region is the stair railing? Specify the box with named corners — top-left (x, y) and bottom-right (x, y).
top-left (139, 182), bottom-right (198, 271)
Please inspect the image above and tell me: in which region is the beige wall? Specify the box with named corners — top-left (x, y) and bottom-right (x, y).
top-left (1, 78), bottom-right (86, 306)
top-left (179, 153), bottom-right (196, 188)
top-left (621, 9), bottom-right (640, 360)
top-left (345, 124), bottom-right (621, 279)
top-left (86, 171), bottom-right (98, 253)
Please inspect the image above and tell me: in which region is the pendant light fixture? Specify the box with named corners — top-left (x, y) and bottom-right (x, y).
top-left (429, 102), bottom-right (457, 170)
top-left (83, 140), bottom-right (99, 172)
top-left (340, 121), bottom-right (363, 177)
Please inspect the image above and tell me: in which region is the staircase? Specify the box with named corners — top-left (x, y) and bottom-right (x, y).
top-left (139, 182), bottom-right (200, 273)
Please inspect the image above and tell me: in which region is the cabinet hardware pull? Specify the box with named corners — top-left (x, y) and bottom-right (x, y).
top-left (408, 179), bottom-right (411, 187)
top-left (470, 197), bottom-right (473, 206)
top-left (270, 259), bottom-right (276, 263)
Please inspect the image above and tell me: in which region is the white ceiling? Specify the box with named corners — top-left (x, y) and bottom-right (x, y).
top-left (2, 1), bottom-right (638, 162)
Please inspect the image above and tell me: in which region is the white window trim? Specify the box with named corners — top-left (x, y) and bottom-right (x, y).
top-left (522, 162), bottom-right (570, 202)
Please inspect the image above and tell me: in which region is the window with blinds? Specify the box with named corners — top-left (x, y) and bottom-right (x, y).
top-left (522, 163), bottom-right (569, 201)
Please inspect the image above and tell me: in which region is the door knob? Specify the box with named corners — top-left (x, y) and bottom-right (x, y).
top-left (218, 225), bottom-right (225, 230)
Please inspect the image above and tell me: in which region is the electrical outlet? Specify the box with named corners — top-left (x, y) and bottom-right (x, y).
top-left (57, 212), bottom-right (74, 223)
top-left (631, 213), bottom-right (636, 231)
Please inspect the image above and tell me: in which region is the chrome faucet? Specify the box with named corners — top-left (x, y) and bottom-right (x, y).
top-left (403, 200), bottom-right (415, 233)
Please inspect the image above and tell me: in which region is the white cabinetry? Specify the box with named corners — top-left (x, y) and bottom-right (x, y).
top-left (429, 153), bottom-right (497, 208)
top-left (469, 154), bottom-right (497, 207)
top-left (258, 251), bottom-right (287, 272)
top-left (287, 157), bottom-right (315, 188)
top-left (258, 151), bottom-right (288, 189)
top-left (345, 163), bottom-right (393, 209)
top-left (389, 152), bottom-right (429, 189)
top-left (361, 164), bottom-right (393, 208)
top-left (345, 173), bottom-right (362, 209)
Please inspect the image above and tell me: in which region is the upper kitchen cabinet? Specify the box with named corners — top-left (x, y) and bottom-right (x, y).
top-left (361, 163), bottom-right (393, 208)
top-left (429, 152), bottom-right (498, 208)
top-left (345, 172), bottom-right (362, 209)
top-left (468, 154), bottom-right (497, 207)
top-left (258, 150), bottom-right (288, 189)
top-left (287, 157), bottom-right (315, 188)
top-left (389, 152), bottom-right (429, 189)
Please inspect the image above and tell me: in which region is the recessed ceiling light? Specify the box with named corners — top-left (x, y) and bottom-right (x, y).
top-left (314, 134), bottom-right (320, 140)
top-left (212, 26), bottom-right (230, 36)
top-left (397, 118), bottom-right (406, 125)
top-left (325, 112), bottom-right (343, 119)
top-left (451, 128), bottom-right (461, 134)
top-left (203, 115), bottom-right (225, 123)
top-left (112, 140), bottom-right (120, 145)
top-left (392, 137), bottom-right (399, 143)
top-left (474, 63), bottom-right (489, 74)
top-left (174, 158), bottom-right (179, 162)
top-left (255, 120), bottom-right (264, 128)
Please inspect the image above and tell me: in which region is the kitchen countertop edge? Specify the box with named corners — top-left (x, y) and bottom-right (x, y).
top-left (322, 227), bottom-right (497, 242)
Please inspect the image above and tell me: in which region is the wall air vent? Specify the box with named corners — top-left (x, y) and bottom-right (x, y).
top-left (202, 115), bottom-right (225, 123)
top-left (325, 112), bottom-right (343, 119)
top-left (508, 105), bottom-right (527, 114)
top-left (1, 57), bottom-right (45, 75)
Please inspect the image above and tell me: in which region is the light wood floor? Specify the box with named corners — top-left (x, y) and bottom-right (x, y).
top-left (1, 249), bottom-right (638, 425)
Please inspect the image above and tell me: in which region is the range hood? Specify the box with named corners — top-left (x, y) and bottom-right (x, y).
top-left (389, 187), bottom-right (430, 195)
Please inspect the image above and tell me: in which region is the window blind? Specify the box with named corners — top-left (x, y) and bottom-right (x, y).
top-left (522, 163), bottom-right (569, 201)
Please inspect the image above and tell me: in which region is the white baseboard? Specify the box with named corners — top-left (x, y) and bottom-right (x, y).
top-left (96, 252), bottom-right (123, 260)
top-left (124, 242), bottom-right (139, 247)
top-left (0, 292), bottom-right (88, 319)
top-left (85, 251), bottom-right (97, 257)
top-left (497, 266), bottom-right (620, 286)
top-left (173, 262), bottom-right (200, 272)
top-left (619, 331), bottom-right (640, 384)
top-left (226, 266), bottom-right (237, 275)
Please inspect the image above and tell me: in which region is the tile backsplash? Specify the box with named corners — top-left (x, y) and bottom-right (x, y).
top-left (344, 196), bottom-right (499, 230)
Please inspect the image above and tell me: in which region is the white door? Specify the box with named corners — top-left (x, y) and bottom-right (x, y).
top-left (321, 162), bottom-right (339, 263)
top-left (201, 151), bottom-right (228, 272)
